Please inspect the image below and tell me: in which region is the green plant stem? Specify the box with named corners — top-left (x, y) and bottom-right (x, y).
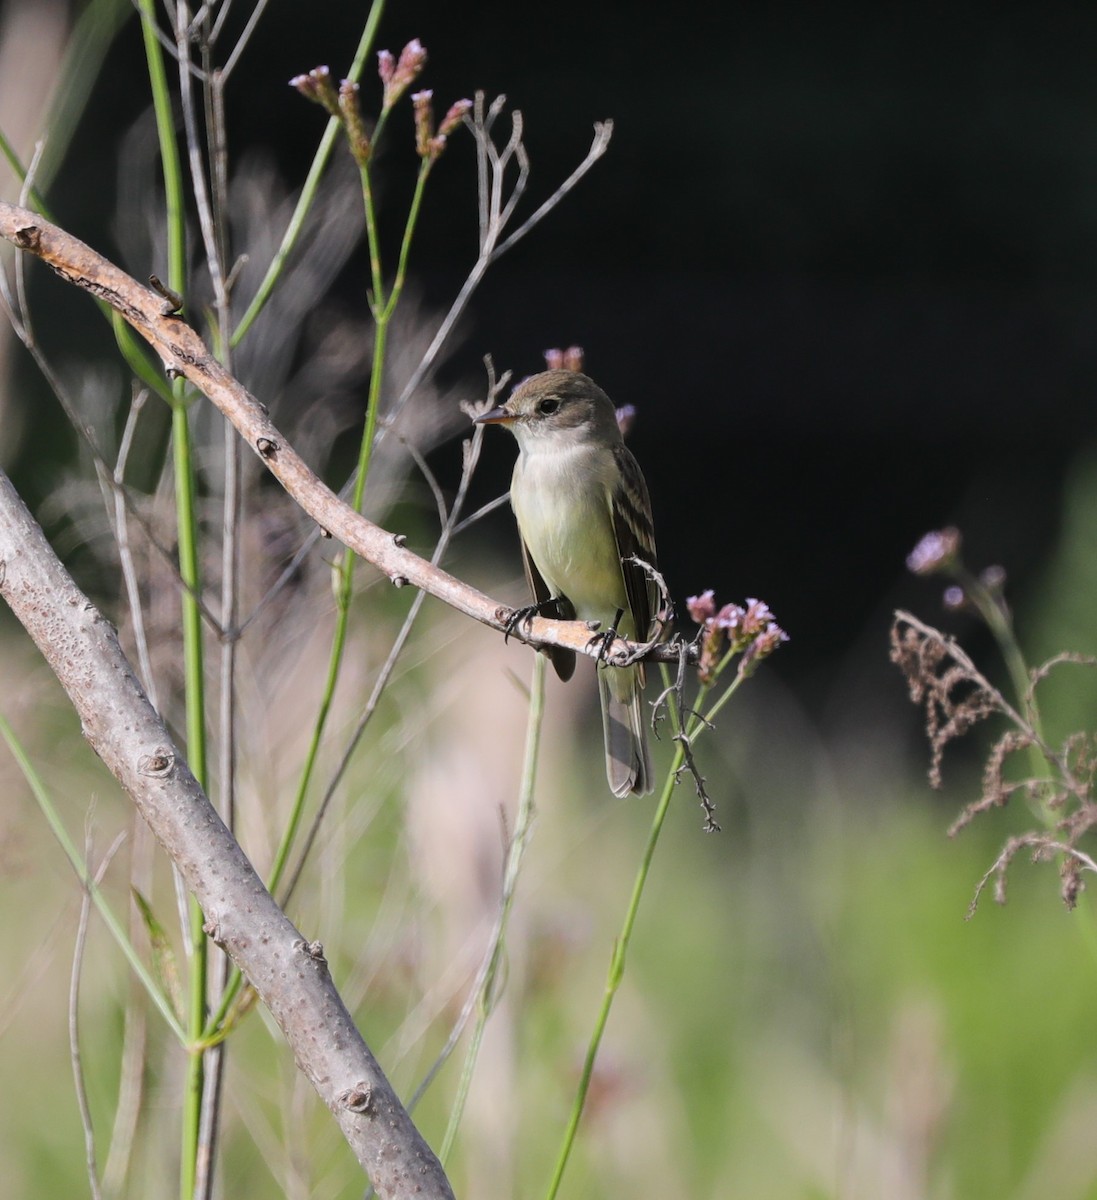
top-left (960, 569), bottom-right (1043, 737)
top-left (0, 713), bottom-right (188, 1043)
top-left (958, 568), bottom-right (1051, 800)
top-left (138, 4), bottom-right (209, 1196)
top-left (382, 160), bottom-right (432, 321)
top-left (230, 0), bottom-right (387, 346)
top-left (545, 654), bottom-right (748, 1199)
top-left (544, 736), bottom-right (686, 1200)
top-left (205, 2), bottom-right (431, 1047)
top-left (263, 316), bottom-right (388, 905)
top-left (361, 163), bottom-right (386, 312)
top-left (172, 395), bottom-right (210, 1200)
top-left (439, 655), bottom-right (545, 1166)
top-left (263, 151), bottom-right (430, 904)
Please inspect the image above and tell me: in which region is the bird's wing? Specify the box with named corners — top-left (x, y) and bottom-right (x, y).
top-left (519, 536), bottom-right (576, 682)
top-left (610, 443), bottom-right (659, 647)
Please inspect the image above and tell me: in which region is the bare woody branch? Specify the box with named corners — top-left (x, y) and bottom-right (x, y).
top-left (0, 200), bottom-right (686, 666)
top-left (0, 468), bottom-right (454, 1200)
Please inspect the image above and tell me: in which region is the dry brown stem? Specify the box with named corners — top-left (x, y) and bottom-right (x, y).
top-left (0, 200), bottom-right (683, 668)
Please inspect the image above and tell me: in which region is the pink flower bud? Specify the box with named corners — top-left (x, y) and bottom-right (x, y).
top-left (290, 66), bottom-right (340, 116)
top-left (383, 38), bottom-right (428, 110)
top-left (907, 527), bottom-right (961, 576)
top-left (438, 97), bottom-right (473, 138)
top-left (412, 89), bottom-right (434, 157)
top-left (686, 591), bottom-right (716, 624)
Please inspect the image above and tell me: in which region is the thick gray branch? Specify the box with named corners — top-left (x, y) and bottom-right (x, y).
top-left (0, 469), bottom-right (454, 1200)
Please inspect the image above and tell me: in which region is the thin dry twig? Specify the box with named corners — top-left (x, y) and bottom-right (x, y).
top-left (70, 827), bottom-right (126, 1200)
top-left (380, 94), bottom-right (614, 445)
top-left (0, 201), bottom-right (686, 669)
top-left (0, 258), bottom-right (222, 631)
top-left (673, 731), bottom-right (720, 833)
top-left (281, 362), bottom-right (510, 906)
top-left (967, 833), bottom-right (1097, 916)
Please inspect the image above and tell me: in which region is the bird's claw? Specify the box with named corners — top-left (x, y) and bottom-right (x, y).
top-left (586, 625), bottom-right (621, 665)
top-left (504, 600), bottom-right (560, 645)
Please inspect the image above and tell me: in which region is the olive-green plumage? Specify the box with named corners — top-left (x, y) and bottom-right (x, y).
top-left (476, 370), bottom-right (659, 796)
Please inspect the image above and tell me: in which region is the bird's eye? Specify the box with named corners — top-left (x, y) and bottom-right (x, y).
top-left (538, 398), bottom-right (560, 415)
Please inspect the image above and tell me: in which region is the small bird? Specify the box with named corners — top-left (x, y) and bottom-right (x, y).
top-left (475, 370), bottom-right (660, 796)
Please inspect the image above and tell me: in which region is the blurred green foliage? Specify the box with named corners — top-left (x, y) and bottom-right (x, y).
top-left (4, 1), bottom-right (1097, 1196)
top-left (5, 477), bottom-right (1097, 1198)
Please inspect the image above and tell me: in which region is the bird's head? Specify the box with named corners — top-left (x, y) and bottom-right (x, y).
top-left (473, 370), bottom-right (621, 448)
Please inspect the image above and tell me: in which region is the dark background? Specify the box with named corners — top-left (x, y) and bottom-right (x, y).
top-left (28, 0), bottom-right (1097, 720)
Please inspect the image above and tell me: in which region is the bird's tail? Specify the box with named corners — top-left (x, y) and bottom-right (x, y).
top-left (598, 662), bottom-right (653, 797)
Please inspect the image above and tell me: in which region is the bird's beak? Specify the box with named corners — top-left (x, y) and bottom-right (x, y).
top-left (473, 405), bottom-right (513, 426)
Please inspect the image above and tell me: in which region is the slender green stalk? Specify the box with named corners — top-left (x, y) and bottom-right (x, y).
top-left (204, 0), bottom-right (434, 1049)
top-left (544, 738), bottom-right (684, 1200)
top-left (0, 714), bottom-right (187, 1043)
top-left (264, 148), bottom-right (432, 902)
top-left (138, 1), bottom-right (185, 294)
top-left (262, 157), bottom-right (392, 906)
top-left (230, 0), bottom-right (387, 346)
top-left (137, 4), bottom-right (209, 1196)
top-left (171, 397), bottom-right (210, 1200)
top-left (439, 655), bottom-right (546, 1165)
top-left (954, 566), bottom-right (1051, 800)
top-left (202, 155), bottom-right (410, 1039)
top-left (381, 160), bottom-right (432, 321)
top-left (545, 655), bottom-right (749, 1199)
top-left (361, 163), bottom-right (387, 313)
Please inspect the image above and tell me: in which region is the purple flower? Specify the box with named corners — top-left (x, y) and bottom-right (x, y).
top-left (686, 590), bottom-right (716, 624)
top-left (907, 528), bottom-right (961, 576)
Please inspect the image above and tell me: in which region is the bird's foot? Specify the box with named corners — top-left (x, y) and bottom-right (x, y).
top-left (586, 608), bottom-right (625, 664)
top-left (504, 598), bottom-right (562, 645)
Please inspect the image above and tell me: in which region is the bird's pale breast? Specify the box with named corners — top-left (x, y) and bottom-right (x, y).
top-left (511, 441), bottom-right (632, 633)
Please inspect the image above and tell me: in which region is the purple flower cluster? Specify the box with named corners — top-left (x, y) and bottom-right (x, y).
top-left (686, 592), bottom-right (787, 683)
